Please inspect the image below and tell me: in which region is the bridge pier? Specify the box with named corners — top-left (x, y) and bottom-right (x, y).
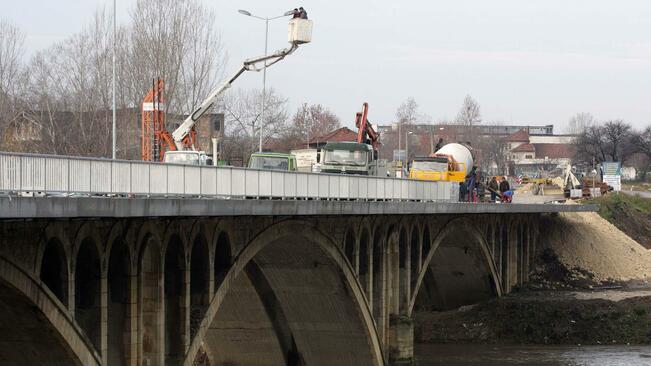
top-left (388, 315), bottom-right (414, 365)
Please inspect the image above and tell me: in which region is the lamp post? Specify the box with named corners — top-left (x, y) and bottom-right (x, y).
top-left (112, 0), bottom-right (117, 159)
top-left (238, 9), bottom-right (294, 152)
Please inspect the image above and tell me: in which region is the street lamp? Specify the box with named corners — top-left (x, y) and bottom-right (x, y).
top-left (238, 9), bottom-right (294, 152)
top-left (111, 0), bottom-right (117, 159)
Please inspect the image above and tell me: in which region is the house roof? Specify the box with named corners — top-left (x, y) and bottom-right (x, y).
top-left (506, 129), bottom-right (530, 142)
top-left (309, 127), bottom-right (357, 144)
top-left (533, 143), bottom-right (574, 159)
top-left (511, 143), bottom-right (535, 153)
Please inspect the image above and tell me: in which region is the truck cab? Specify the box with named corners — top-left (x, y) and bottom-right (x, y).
top-left (408, 156), bottom-right (450, 181)
top-left (321, 142), bottom-right (376, 175)
top-left (163, 150), bottom-right (212, 166)
top-left (248, 152), bottom-right (297, 171)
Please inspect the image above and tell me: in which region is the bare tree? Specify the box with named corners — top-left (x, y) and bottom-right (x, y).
top-left (222, 88), bottom-right (288, 162)
top-left (289, 103), bottom-right (340, 147)
top-left (566, 112), bottom-right (594, 134)
top-left (477, 123), bottom-right (510, 175)
top-left (455, 95), bottom-right (481, 126)
top-left (603, 120), bottom-right (634, 163)
top-left (129, 0), bottom-right (225, 117)
top-left (396, 97), bottom-right (419, 125)
top-left (632, 126), bottom-right (651, 160)
top-left (0, 20), bottom-right (26, 141)
top-left (574, 120), bottom-right (636, 165)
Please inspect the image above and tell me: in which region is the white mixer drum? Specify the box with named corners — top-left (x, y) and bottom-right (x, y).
top-left (434, 143), bottom-right (473, 176)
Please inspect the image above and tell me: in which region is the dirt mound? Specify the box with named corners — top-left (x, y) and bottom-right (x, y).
top-left (538, 211), bottom-right (651, 284)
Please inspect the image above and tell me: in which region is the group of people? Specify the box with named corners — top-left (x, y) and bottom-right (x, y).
top-left (292, 7), bottom-right (308, 19)
top-left (488, 176), bottom-right (512, 203)
top-left (460, 168), bottom-right (513, 203)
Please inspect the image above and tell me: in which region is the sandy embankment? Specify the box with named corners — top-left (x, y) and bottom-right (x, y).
top-left (540, 211), bottom-right (651, 284)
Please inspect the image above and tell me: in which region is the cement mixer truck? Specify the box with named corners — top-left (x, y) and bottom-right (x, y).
top-left (408, 143), bottom-right (474, 182)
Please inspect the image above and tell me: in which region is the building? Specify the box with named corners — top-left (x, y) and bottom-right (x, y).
top-left (506, 129), bottom-right (575, 176)
top-left (377, 123), bottom-right (555, 137)
top-left (308, 127), bottom-right (358, 149)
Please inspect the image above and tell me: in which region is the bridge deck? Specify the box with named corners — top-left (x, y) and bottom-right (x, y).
top-left (0, 197), bottom-right (598, 218)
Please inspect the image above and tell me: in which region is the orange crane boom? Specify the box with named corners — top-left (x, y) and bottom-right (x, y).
top-left (355, 102), bottom-right (380, 150)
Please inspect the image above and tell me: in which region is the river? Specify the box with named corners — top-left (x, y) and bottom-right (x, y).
top-left (415, 344), bottom-right (651, 365)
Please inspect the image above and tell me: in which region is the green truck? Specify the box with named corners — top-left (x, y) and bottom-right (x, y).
top-left (320, 142), bottom-right (379, 175)
top-left (247, 152), bottom-right (297, 172)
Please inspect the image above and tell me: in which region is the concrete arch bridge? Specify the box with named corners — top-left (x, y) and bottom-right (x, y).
top-left (0, 197), bottom-right (591, 365)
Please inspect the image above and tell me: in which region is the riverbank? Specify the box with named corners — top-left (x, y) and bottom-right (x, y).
top-left (414, 288), bottom-right (651, 345)
top-left (415, 197), bottom-right (651, 346)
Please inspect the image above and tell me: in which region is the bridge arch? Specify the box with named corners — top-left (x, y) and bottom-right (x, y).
top-left (39, 237), bottom-right (69, 306)
top-left (106, 223), bottom-right (133, 366)
top-left (184, 220), bottom-right (384, 366)
top-left (163, 232), bottom-right (186, 365)
top-left (72, 225), bottom-right (103, 351)
top-left (409, 218), bottom-right (502, 315)
top-left (212, 228), bottom-right (232, 292)
top-left (0, 256), bottom-right (101, 365)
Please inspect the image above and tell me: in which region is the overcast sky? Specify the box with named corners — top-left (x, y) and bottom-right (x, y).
top-left (4, 0), bottom-right (651, 131)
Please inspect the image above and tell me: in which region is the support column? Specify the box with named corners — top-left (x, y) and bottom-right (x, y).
top-left (127, 273), bottom-right (138, 366)
top-left (101, 274), bottom-right (108, 365)
top-left (182, 266), bottom-right (191, 354)
top-left (388, 316), bottom-right (414, 365)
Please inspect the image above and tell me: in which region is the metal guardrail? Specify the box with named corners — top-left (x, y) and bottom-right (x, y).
top-left (0, 152), bottom-right (457, 202)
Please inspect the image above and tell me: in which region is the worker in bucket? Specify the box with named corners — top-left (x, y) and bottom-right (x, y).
top-left (299, 7), bottom-right (308, 19)
top-left (292, 8), bottom-right (300, 18)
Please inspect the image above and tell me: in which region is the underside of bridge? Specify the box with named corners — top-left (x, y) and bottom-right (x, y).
top-left (0, 278), bottom-right (82, 365)
top-left (197, 228), bottom-right (381, 366)
top-left (0, 211), bottom-right (545, 366)
top-left (414, 224), bottom-right (499, 312)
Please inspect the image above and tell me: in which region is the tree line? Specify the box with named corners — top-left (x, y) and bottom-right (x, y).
top-left (571, 113), bottom-right (651, 178)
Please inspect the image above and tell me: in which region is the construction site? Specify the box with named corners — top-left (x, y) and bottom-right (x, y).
top-left (2, 1), bottom-right (651, 365)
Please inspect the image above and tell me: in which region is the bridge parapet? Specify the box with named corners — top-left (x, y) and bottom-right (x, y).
top-left (0, 151), bottom-right (457, 202)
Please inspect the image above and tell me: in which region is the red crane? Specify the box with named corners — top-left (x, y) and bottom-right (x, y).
top-left (355, 102), bottom-right (380, 150)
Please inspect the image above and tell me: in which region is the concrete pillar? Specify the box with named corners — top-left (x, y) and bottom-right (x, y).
top-left (209, 246), bottom-right (215, 300)
top-left (127, 273), bottom-right (138, 366)
top-left (101, 274), bottom-right (108, 365)
top-left (182, 266), bottom-right (191, 354)
top-left (390, 238), bottom-right (400, 316)
top-left (354, 236), bottom-right (360, 276)
top-left (508, 225), bottom-right (518, 291)
top-left (403, 238), bottom-right (411, 316)
top-left (68, 268), bottom-right (76, 315)
top-left (388, 316), bottom-right (414, 365)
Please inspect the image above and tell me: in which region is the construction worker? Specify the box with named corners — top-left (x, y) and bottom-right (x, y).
top-left (488, 176), bottom-right (499, 202)
top-left (435, 138), bottom-right (444, 152)
top-left (292, 8), bottom-right (300, 18)
top-left (299, 7), bottom-right (308, 19)
top-left (466, 166), bottom-right (478, 203)
top-left (499, 176), bottom-right (511, 203)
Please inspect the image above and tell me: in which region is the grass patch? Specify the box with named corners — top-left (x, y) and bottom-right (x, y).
top-left (586, 193), bottom-right (651, 249)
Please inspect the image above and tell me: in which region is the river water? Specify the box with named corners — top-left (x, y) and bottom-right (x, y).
top-left (415, 344), bottom-right (651, 365)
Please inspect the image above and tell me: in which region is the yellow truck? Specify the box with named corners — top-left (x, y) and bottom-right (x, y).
top-left (408, 143), bottom-right (472, 183)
